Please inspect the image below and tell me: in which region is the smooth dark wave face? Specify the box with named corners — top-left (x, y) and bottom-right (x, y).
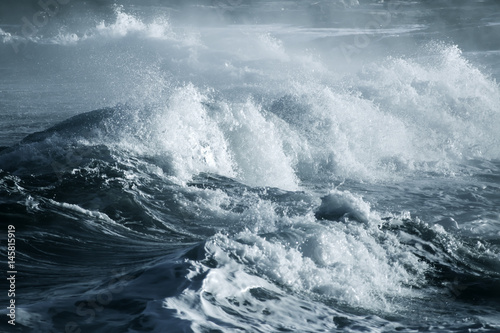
top-left (1, 1), bottom-right (500, 332)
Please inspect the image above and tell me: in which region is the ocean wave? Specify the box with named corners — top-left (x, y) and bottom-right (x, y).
top-left (2, 2), bottom-right (500, 331)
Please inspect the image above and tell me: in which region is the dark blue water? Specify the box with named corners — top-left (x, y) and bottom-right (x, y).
top-left (1, 1), bottom-right (500, 332)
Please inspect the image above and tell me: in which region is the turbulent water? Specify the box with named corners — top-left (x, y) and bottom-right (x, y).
top-left (1, 0), bottom-right (500, 332)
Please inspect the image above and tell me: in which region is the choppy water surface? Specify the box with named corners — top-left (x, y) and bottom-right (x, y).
top-left (1, 1), bottom-right (500, 332)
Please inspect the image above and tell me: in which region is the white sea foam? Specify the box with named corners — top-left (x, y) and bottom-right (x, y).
top-left (0, 28), bottom-right (12, 43)
top-left (97, 41), bottom-right (500, 188)
top-left (5, 8), bottom-right (497, 187)
top-left (31, 6), bottom-right (199, 47)
top-left (162, 184), bottom-right (428, 325)
top-left (93, 6), bottom-right (180, 41)
top-left (163, 257), bottom-right (343, 332)
top-left (2, 1), bottom-right (500, 332)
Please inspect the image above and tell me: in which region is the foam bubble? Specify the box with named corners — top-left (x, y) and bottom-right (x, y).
top-left (315, 189), bottom-right (376, 224)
